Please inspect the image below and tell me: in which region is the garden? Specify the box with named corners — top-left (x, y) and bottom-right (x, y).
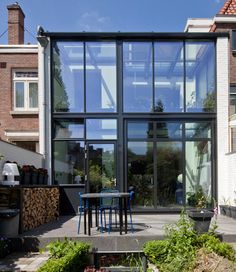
top-left (32, 212), bottom-right (236, 272)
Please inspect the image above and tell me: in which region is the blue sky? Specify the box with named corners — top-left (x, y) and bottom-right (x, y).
top-left (0, 0), bottom-right (225, 44)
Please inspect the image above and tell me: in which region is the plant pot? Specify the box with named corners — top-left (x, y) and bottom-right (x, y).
top-left (38, 173), bottom-right (45, 185)
top-left (31, 172), bottom-right (38, 185)
top-left (187, 209), bottom-right (214, 233)
top-left (230, 206), bottom-right (236, 219)
top-left (219, 205), bottom-right (227, 216)
top-left (23, 172), bottom-right (31, 185)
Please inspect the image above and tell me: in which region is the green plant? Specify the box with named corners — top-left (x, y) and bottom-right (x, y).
top-left (143, 210), bottom-right (236, 272)
top-left (197, 234), bottom-right (235, 262)
top-left (143, 211), bottom-right (197, 272)
top-left (187, 186), bottom-right (211, 209)
top-left (37, 239), bottom-right (90, 272)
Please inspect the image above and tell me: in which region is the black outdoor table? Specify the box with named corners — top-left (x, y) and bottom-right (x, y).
top-left (81, 192), bottom-right (130, 236)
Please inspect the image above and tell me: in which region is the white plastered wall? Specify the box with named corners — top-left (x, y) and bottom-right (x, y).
top-left (38, 39), bottom-right (52, 184)
top-left (216, 37), bottom-right (230, 204)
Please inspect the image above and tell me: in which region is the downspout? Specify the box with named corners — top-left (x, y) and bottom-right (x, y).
top-left (37, 26), bottom-right (49, 181)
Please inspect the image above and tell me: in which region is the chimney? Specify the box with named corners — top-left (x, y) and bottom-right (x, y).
top-left (7, 3), bottom-right (25, 44)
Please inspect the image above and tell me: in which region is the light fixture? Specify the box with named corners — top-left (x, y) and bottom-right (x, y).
top-left (2, 163), bottom-right (20, 186)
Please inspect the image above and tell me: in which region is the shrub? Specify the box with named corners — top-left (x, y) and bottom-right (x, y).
top-left (197, 234), bottom-right (236, 262)
top-left (143, 211), bottom-right (197, 272)
top-left (143, 211), bottom-right (236, 272)
top-left (37, 239), bottom-right (90, 272)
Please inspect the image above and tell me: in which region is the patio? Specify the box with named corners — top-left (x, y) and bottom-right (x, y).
top-left (19, 214), bottom-right (236, 252)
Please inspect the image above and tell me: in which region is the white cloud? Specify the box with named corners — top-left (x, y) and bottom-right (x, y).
top-left (78, 11), bottom-right (110, 31)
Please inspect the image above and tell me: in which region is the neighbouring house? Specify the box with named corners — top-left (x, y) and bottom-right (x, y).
top-left (185, 0), bottom-right (236, 207)
top-left (37, 29), bottom-right (229, 213)
top-left (0, 3), bottom-right (39, 152)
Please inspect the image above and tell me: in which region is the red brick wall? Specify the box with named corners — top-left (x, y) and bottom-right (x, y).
top-left (0, 53), bottom-right (38, 141)
top-left (214, 23), bottom-right (236, 84)
top-left (7, 5), bottom-right (25, 45)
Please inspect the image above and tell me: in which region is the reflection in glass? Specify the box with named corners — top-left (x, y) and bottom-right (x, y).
top-left (86, 42), bottom-right (117, 112)
top-left (54, 141), bottom-right (85, 185)
top-left (29, 82), bottom-right (38, 108)
top-left (123, 42), bottom-right (153, 112)
top-left (86, 119), bottom-right (117, 139)
top-left (154, 42), bottom-right (184, 112)
top-left (156, 122), bottom-right (182, 138)
top-left (88, 143), bottom-right (116, 193)
top-left (186, 41), bottom-right (215, 112)
top-left (54, 119), bottom-right (84, 139)
top-left (15, 82), bottom-right (24, 108)
top-left (186, 141), bottom-right (211, 207)
top-left (230, 86), bottom-right (236, 116)
top-left (128, 122), bottom-right (153, 139)
top-left (128, 142), bottom-right (154, 208)
top-left (185, 122), bottom-right (211, 138)
top-left (157, 142), bottom-right (183, 206)
top-left (53, 42), bottom-right (84, 112)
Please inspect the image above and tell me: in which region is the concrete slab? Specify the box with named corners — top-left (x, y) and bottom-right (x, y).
top-left (16, 213), bottom-right (236, 252)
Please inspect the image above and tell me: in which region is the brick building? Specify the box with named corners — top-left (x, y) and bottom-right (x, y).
top-left (0, 3), bottom-right (39, 152)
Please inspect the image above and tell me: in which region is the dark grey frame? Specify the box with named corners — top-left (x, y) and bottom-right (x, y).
top-left (49, 33), bottom-right (220, 211)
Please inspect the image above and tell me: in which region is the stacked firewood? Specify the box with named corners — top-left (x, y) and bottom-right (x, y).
top-left (22, 187), bottom-right (59, 231)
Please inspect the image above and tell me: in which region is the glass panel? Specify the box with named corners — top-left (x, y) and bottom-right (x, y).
top-left (88, 143), bottom-right (116, 193)
top-left (123, 42), bottom-right (153, 112)
top-left (231, 127), bottom-right (236, 152)
top-left (15, 71), bottom-right (38, 78)
top-left (86, 42), bottom-right (117, 112)
top-left (186, 41), bottom-right (215, 112)
top-left (185, 122), bottom-right (211, 138)
top-left (232, 31), bottom-right (236, 51)
top-left (128, 122), bottom-right (153, 139)
top-left (154, 42), bottom-right (184, 112)
top-left (54, 119), bottom-right (84, 139)
top-left (86, 119), bottom-right (117, 139)
top-left (157, 142), bottom-right (183, 206)
top-left (156, 122), bottom-right (182, 138)
top-left (15, 82), bottom-right (24, 108)
top-left (29, 82), bottom-right (38, 108)
top-left (128, 142), bottom-right (154, 208)
top-left (230, 86), bottom-right (236, 115)
top-left (54, 141), bottom-right (85, 185)
top-left (53, 42), bottom-right (84, 112)
top-left (186, 141), bottom-right (211, 207)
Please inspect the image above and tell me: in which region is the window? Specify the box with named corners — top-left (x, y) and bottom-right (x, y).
top-left (232, 30), bottom-right (236, 51)
top-left (231, 127), bottom-right (236, 152)
top-left (13, 71), bottom-right (38, 111)
top-left (230, 86), bottom-right (236, 116)
top-left (185, 41), bottom-right (215, 112)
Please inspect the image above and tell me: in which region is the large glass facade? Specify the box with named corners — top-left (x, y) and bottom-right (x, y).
top-left (51, 36), bottom-right (216, 211)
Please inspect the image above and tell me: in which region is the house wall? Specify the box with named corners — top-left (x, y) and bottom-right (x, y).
top-left (0, 51), bottom-right (38, 142)
top-left (216, 36), bottom-right (231, 204)
top-left (215, 23), bottom-right (236, 84)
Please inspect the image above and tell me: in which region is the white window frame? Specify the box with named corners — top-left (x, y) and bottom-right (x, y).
top-left (13, 70), bottom-right (38, 111)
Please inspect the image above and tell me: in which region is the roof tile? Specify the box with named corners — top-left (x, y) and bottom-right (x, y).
top-left (219, 0), bottom-right (236, 14)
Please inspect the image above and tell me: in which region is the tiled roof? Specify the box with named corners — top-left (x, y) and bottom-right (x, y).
top-left (219, 0), bottom-right (236, 15)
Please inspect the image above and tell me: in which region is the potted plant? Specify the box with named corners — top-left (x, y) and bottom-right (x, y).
top-left (219, 198), bottom-right (231, 217)
top-left (187, 187), bottom-right (214, 233)
top-left (21, 165), bottom-right (31, 185)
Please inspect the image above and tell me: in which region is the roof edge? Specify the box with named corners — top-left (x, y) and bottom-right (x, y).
top-left (38, 31), bottom-right (229, 39)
